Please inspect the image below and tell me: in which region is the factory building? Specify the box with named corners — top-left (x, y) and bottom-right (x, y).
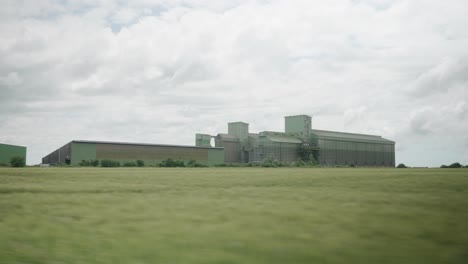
top-left (42, 140), bottom-right (224, 166)
top-left (0, 143), bottom-right (27, 165)
top-left (197, 115), bottom-right (395, 167)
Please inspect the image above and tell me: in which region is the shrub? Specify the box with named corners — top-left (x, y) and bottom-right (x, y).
top-left (262, 156), bottom-right (281, 167)
top-left (136, 160), bottom-right (145, 167)
top-left (10, 156), bottom-right (26, 167)
top-left (79, 160), bottom-right (90, 166)
top-left (79, 159), bottom-right (99, 167)
top-left (307, 154), bottom-right (318, 166)
top-left (159, 158), bottom-right (185, 167)
top-left (295, 158), bottom-right (305, 167)
top-left (100, 160), bottom-right (120, 167)
top-left (0, 162), bottom-right (9, 167)
top-left (397, 163), bottom-right (407, 168)
top-left (187, 160), bottom-right (207, 167)
top-left (448, 162), bottom-right (462, 168)
top-left (440, 165), bottom-right (448, 168)
top-left (123, 161), bottom-right (137, 167)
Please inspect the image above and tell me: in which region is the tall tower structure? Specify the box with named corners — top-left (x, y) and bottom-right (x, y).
top-left (228, 122), bottom-right (249, 146)
top-left (285, 115), bottom-right (312, 138)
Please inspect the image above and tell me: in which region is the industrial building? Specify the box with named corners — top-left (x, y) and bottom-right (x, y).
top-left (0, 143), bottom-right (27, 165)
top-left (197, 115), bottom-right (395, 167)
top-left (43, 114), bottom-right (395, 167)
top-left (42, 140), bottom-right (224, 166)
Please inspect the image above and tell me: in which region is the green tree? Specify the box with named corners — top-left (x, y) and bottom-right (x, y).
top-left (448, 162), bottom-right (462, 168)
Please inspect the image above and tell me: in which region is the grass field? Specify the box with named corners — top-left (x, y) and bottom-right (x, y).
top-left (0, 168), bottom-right (467, 264)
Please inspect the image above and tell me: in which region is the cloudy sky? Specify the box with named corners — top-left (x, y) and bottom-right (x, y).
top-left (1, 0), bottom-right (467, 166)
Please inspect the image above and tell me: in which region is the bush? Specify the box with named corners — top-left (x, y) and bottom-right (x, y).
top-left (295, 158), bottom-right (305, 167)
top-left (100, 160), bottom-right (120, 167)
top-left (123, 161), bottom-right (137, 167)
top-left (79, 159), bottom-right (99, 167)
top-left (10, 156), bottom-right (26, 167)
top-left (440, 165), bottom-right (448, 168)
top-left (397, 163), bottom-right (407, 168)
top-left (307, 154), bottom-right (318, 166)
top-left (262, 156), bottom-right (277, 167)
top-left (136, 160), bottom-right (145, 167)
top-left (186, 160), bottom-right (207, 167)
top-left (448, 162), bottom-right (462, 168)
top-left (0, 162), bottom-right (9, 167)
top-left (159, 158), bottom-right (185, 167)
top-left (79, 160), bottom-right (90, 166)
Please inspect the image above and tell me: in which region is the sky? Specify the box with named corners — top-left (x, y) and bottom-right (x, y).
top-left (0, 0), bottom-right (467, 166)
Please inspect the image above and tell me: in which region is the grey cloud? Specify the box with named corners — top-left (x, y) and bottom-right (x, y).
top-left (409, 58), bottom-right (468, 97)
top-left (409, 109), bottom-right (433, 135)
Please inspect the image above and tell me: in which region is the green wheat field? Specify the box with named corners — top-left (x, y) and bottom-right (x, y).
top-left (1, 167), bottom-right (467, 264)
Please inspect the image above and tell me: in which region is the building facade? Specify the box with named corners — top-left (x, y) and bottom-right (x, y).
top-left (0, 143), bottom-right (27, 165)
top-left (197, 115), bottom-right (395, 167)
top-left (42, 140), bottom-right (224, 166)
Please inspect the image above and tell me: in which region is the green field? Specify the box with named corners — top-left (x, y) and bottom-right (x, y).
top-left (1, 168), bottom-right (467, 264)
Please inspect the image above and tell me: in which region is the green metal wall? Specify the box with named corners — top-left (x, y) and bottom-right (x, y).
top-left (0, 143), bottom-right (27, 165)
top-left (195, 134), bottom-right (212, 147)
top-left (285, 115), bottom-right (311, 137)
top-left (317, 138), bottom-right (395, 167)
top-left (207, 148), bottom-right (225, 166)
top-left (71, 142), bottom-right (97, 165)
top-left (228, 122), bottom-right (249, 146)
top-left (249, 135), bottom-right (299, 163)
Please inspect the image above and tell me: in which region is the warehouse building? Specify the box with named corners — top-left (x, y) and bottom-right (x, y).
top-left (197, 115), bottom-right (395, 167)
top-left (0, 143), bottom-right (27, 165)
top-left (42, 140), bottom-right (224, 166)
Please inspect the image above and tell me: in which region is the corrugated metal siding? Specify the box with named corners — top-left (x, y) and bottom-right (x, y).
top-left (96, 143), bottom-right (210, 162)
top-left (317, 138), bottom-right (395, 167)
top-left (249, 137), bottom-right (299, 163)
top-left (42, 142), bottom-right (71, 165)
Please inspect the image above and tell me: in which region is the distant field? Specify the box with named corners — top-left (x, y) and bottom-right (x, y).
top-left (1, 168), bottom-right (467, 264)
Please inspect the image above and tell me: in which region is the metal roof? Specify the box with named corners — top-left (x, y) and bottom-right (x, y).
top-left (311, 129), bottom-right (394, 144)
top-left (72, 140), bottom-right (224, 150)
top-left (284, 114), bottom-right (312, 118)
top-left (0, 142), bottom-right (26, 148)
top-left (266, 135), bottom-right (302, 144)
top-left (248, 133), bottom-right (259, 139)
top-left (257, 132), bottom-right (302, 144)
top-left (217, 134), bottom-right (240, 141)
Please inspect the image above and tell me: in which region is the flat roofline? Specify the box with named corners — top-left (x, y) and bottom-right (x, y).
top-left (228, 121), bottom-right (249, 125)
top-left (0, 142), bottom-right (27, 148)
top-left (311, 129), bottom-right (395, 143)
top-left (285, 114), bottom-right (312, 118)
top-left (72, 140), bottom-right (224, 150)
top-left (311, 129), bottom-right (382, 138)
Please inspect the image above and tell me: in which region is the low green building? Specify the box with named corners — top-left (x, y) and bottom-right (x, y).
top-left (42, 140), bottom-right (224, 166)
top-left (0, 143), bottom-right (27, 165)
